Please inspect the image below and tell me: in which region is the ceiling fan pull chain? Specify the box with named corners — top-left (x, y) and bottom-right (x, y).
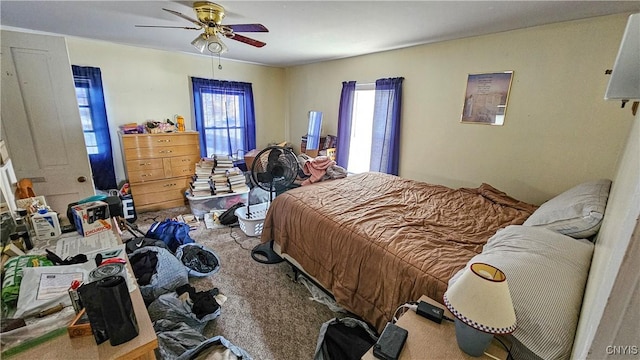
top-left (218, 54), bottom-right (222, 70)
top-left (210, 54), bottom-right (215, 79)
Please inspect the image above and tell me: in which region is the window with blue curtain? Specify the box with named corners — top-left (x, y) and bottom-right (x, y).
top-left (191, 78), bottom-right (256, 160)
top-left (336, 77), bottom-right (403, 175)
top-left (370, 77), bottom-right (404, 175)
top-left (72, 65), bottom-right (117, 190)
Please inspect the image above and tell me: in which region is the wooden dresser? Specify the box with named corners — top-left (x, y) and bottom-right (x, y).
top-left (120, 131), bottom-right (200, 212)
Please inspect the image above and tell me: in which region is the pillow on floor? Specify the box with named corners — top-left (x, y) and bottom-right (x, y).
top-left (523, 179), bottom-right (611, 238)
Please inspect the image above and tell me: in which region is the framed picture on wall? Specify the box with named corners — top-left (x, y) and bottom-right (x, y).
top-left (461, 71), bottom-right (514, 125)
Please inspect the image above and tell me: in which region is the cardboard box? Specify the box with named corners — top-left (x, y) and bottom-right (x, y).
top-left (72, 201), bottom-right (111, 236)
top-left (244, 149), bottom-right (260, 170)
top-left (68, 309), bottom-right (92, 338)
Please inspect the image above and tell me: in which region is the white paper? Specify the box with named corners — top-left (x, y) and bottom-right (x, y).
top-left (204, 211), bottom-right (226, 229)
top-left (55, 231), bottom-right (118, 259)
top-left (36, 272), bottom-right (83, 301)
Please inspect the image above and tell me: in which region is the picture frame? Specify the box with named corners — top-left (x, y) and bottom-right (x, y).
top-left (461, 71), bottom-right (514, 125)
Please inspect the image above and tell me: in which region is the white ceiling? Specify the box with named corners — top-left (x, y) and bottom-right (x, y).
top-left (1, 1), bottom-right (639, 67)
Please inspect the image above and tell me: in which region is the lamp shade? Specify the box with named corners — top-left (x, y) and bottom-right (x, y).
top-left (191, 33), bottom-right (209, 53)
top-left (444, 263), bottom-right (516, 334)
top-left (207, 35), bottom-right (228, 54)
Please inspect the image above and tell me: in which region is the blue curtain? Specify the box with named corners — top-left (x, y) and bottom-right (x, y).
top-left (370, 77), bottom-right (404, 175)
top-left (192, 78), bottom-right (256, 158)
top-left (336, 81), bottom-right (356, 168)
top-left (71, 65), bottom-right (117, 190)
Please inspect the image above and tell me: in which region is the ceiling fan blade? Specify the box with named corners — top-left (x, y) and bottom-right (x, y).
top-left (162, 8), bottom-right (203, 27)
top-left (135, 25), bottom-right (201, 30)
top-left (225, 24), bottom-right (269, 33)
top-left (225, 33), bottom-right (266, 48)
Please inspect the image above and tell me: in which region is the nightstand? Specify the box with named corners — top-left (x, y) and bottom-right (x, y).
top-left (362, 295), bottom-right (509, 360)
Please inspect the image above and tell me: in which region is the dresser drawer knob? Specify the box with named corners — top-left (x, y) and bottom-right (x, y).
top-left (159, 150), bottom-right (173, 154)
top-left (157, 139), bottom-right (171, 143)
top-left (139, 162), bottom-right (151, 166)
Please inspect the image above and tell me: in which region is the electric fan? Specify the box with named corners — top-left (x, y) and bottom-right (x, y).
top-left (248, 146), bottom-right (299, 264)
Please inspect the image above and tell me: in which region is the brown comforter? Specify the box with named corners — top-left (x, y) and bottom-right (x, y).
top-left (261, 172), bottom-right (537, 331)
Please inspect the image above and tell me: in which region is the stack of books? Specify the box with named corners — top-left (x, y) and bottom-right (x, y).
top-left (188, 155), bottom-right (250, 196)
top-left (190, 178), bottom-right (213, 197)
top-left (197, 157), bottom-right (215, 172)
top-left (210, 155), bottom-right (234, 194)
top-left (212, 176), bottom-right (231, 194)
top-left (214, 155), bottom-right (234, 171)
top-left (227, 167), bottom-right (249, 193)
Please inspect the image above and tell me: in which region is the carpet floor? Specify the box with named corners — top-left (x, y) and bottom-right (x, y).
top-left (126, 206), bottom-right (341, 360)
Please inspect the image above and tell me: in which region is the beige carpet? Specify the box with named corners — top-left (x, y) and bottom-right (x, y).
top-left (126, 206), bottom-right (340, 360)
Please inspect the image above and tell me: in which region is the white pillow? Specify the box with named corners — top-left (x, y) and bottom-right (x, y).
top-left (523, 179), bottom-right (611, 238)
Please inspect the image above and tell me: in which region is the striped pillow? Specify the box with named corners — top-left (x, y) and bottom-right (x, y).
top-left (449, 225), bottom-right (594, 360)
top-left (523, 179), bottom-right (611, 238)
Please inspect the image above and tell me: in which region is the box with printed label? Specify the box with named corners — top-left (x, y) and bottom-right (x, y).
top-left (72, 201), bottom-right (111, 236)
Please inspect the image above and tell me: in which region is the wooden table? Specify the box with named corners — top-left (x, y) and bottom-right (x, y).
top-left (362, 295), bottom-right (508, 360)
top-left (7, 221), bottom-right (158, 360)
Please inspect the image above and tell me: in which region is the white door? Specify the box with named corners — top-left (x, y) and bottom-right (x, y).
top-left (1, 30), bottom-right (95, 216)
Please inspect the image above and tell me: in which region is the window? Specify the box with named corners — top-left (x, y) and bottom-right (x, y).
top-left (192, 78), bottom-right (256, 159)
top-left (337, 77), bottom-right (403, 175)
top-left (74, 82), bottom-right (99, 155)
top-left (71, 66), bottom-right (117, 191)
top-left (347, 84), bottom-right (375, 174)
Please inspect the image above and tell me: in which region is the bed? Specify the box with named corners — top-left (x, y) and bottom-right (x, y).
top-left (260, 172), bottom-right (537, 331)
top-left (261, 172), bottom-right (612, 360)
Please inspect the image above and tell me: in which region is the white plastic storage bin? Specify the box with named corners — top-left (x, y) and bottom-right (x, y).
top-left (235, 202), bottom-right (269, 237)
top-left (186, 191), bottom-right (249, 219)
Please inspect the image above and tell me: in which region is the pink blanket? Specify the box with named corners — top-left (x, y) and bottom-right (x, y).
top-left (302, 156), bottom-right (334, 185)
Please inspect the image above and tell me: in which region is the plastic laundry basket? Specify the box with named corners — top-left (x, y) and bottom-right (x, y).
top-left (235, 202), bottom-right (268, 236)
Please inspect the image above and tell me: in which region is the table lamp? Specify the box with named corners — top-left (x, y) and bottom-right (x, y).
top-left (443, 263), bottom-right (516, 357)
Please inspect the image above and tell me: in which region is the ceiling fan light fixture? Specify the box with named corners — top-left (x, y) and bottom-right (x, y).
top-left (191, 32), bottom-right (228, 54)
top-left (207, 35), bottom-right (228, 54)
top-left (142, 2), bottom-right (267, 55)
top-left (191, 33), bottom-right (209, 52)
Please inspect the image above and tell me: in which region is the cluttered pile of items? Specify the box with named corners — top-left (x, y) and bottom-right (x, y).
top-left (1, 182), bottom-right (251, 358)
top-left (119, 115), bottom-right (186, 134)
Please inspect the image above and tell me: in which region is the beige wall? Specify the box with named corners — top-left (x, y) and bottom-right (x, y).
top-left (577, 110), bottom-right (640, 358)
top-left (285, 14), bottom-right (635, 205)
top-left (66, 38), bottom-right (286, 184)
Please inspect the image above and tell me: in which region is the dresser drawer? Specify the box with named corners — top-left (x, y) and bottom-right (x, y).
top-left (133, 188), bottom-right (185, 203)
top-left (170, 155), bottom-right (200, 168)
top-left (131, 187), bottom-right (186, 207)
top-left (166, 164), bottom-right (195, 178)
top-left (128, 169), bottom-right (166, 183)
top-left (129, 177), bottom-right (190, 196)
top-left (126, 158), bottom-right (164, 172)
top-left (124, 145), bottom-right (199, 160)
top-left (121, 133), bottom-right (199, 149)
top-left (135, 198), bottom-right (187, 213)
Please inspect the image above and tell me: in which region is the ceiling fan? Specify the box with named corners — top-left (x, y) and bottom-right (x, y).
top-left (136, 1), bottom-right (268, 54)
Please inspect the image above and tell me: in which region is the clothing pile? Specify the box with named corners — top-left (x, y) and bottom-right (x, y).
top-left (124, 221), bottom-right (251, 359)
top-left (297, 154), bottom-right (348, 185)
